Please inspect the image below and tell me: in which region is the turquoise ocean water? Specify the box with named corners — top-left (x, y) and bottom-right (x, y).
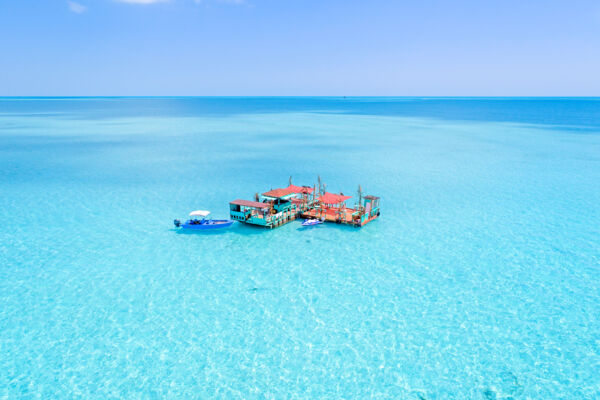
top-left (1, 97), bottom-right (599, 399)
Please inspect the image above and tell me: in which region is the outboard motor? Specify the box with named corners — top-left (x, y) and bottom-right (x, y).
top-left (173, 219), bottom-right (181, 227)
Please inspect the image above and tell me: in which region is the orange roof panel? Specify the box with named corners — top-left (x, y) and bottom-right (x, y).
top-left (262, 188), bottom-right (295, 198)
top-left (319, 192), bottom-right (352, 204)
top-left (286, 184), bottom-right (314, 194)
top-left (230, 199), bottom-right (271, 209)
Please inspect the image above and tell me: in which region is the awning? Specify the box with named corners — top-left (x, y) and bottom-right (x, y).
top-left (319, 192), bottom-right (352, 204)
top-left (262, 188), bottom-right (295, 198)
top-left (286, 184), bottom-right (314, 194)
top-left (230, 199), bottom-right (271, 209)
top-left (189, 210), bottom-right (211, 217)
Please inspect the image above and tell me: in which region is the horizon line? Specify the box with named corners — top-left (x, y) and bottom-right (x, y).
top-left (1, 95), bottom-right (599, 99)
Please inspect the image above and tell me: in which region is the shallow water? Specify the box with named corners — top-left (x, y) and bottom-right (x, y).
top-left (1, 97), bottom-right (599, 399)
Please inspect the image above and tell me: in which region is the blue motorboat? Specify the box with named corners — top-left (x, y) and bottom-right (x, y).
top-left (301, 218), bottom-right (323, 227)
top-left (174, 210), bottom-right (234, 230)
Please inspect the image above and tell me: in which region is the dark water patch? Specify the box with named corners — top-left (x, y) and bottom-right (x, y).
top-left (483, 388), bottom-right (497, 400)
top-left (0, 134), bottom-right (148, 152)
top-left (483, 370), bottom-right (523, 399)
top-left (228, 223), bottom-right (273, 236)
top-left (543, 125), bottom-right (600, 135)
top-left (248, 287), bottom-right (271, 293)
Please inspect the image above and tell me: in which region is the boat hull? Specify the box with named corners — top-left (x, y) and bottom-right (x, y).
top-left (301, 219), bottom-right (323, 226)
top-left (181, 220), bottom-right (234, 230)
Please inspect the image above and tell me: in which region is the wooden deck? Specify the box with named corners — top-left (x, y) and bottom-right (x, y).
top-left (230, 187), bottom-right (380, 229)
top-left (301, 207), bottom-right (379, 227)
top-left (302, 208), bottom-right (358, 224)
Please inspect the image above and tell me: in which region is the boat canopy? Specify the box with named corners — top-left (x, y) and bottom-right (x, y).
top-left (189, 210), bottom-right (211, 217)
top-left (319, 192), bottom-right (352, 204)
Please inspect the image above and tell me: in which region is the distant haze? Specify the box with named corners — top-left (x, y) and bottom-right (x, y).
top-left (1, 0), bottom-right (599, 96)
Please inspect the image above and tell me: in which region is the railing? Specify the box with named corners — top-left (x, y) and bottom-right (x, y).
top-left (232, 208), bottom-right (302, 228)
top-left (265, 209), bottom-right (299, 227)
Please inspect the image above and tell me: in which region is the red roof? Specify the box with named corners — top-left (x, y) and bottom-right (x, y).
top-left (286, 184), bottom-right (314, 194)
top-left (230, 199), bottom-right (270, 209)
top-left (262, 188), bottom-right (295, 198)
top-left (319, 192), bottom-right (352, 204)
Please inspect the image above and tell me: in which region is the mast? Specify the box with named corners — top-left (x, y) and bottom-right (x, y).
top-left (317, 175), bottom-right (322, 195)
top-left (357, 185), bottom-right (363, 214)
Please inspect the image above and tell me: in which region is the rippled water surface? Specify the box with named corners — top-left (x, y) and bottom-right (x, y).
top-left (1, 97), bottom-right (599, 399)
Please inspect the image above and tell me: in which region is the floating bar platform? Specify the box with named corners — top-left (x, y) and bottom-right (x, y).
top-left (229, 179), bottom-right (380, 228)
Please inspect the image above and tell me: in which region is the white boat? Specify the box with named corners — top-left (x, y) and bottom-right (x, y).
top-left (301, 218), bottom-right (323, 227)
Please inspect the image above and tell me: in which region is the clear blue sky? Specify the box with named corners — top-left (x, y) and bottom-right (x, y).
top-left (1, 0), bottom-right (599, 95)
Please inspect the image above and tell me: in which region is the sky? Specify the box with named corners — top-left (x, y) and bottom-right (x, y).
top-left (0, 0), bottom-right (599, 96)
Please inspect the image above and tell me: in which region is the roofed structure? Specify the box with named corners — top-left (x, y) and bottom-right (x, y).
top-left (286, 184), bottom-right (314, 194)
top-left (228, 179), bottom-right (379, 228)
top-left (262, 188), bottom-right (295, 198)
top-left (229, 199), bottom-right (271, 209)
top-left (319, 192), bottom-right (352, 204)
